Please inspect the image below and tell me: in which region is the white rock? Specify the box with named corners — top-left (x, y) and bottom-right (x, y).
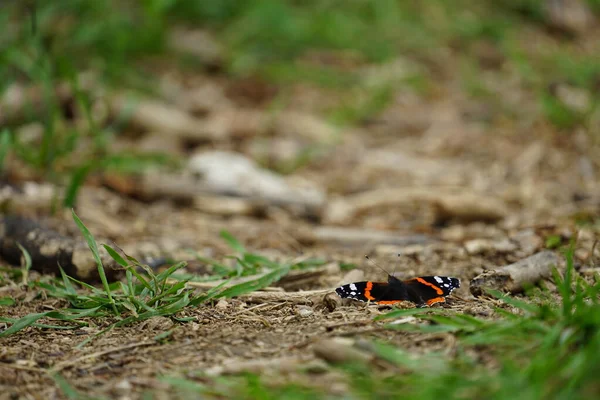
top-left (216, 299), bottom-right (228, 310)
top-left (296, 305), bottom-right (313, 317)
top-left (188, 151), bottom-right (325, 207)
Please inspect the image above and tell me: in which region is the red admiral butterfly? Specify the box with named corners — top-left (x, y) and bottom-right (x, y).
top-left (335, 274), bottom-right (460, 307)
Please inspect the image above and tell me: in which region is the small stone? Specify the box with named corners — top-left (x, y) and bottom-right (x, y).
top-left (216, 299), bottom-right (228, 310)
top-left (115, 379), bottom-right (132, 392)
top-left (464, 239), bottom-right (491, 255)
top-left (296, 305), bottom-right (313, 318)
top-left (511, 230), bottom-right (543, 256)
top-left (492, 239), bottom-right (517, 253)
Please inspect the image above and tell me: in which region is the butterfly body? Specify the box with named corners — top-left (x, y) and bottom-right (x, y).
top-left (335, 275), bottom-right (460, 307)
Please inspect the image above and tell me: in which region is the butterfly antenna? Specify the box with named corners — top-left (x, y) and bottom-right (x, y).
top-left (393, 252), bottom-right (404, 277)
top-left (365, 255), bottom-right (392, 277)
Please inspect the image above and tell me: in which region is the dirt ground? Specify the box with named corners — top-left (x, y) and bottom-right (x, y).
top-left (1, 24), bottom-right (600, 400)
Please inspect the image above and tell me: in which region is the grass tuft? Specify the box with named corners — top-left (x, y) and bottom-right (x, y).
top-left (160, 244), bottom-right (600, 399)
top-left (0, 220), bottom-right (303, 345)
top-left (72, 209), bottom-right (118, 315)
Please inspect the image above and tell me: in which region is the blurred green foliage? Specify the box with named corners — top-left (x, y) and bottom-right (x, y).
top-left (0, 0), bottom-right (598, 204)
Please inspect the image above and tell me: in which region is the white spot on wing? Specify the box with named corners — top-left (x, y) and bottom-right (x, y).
top-left (349, 283), bottom-right (357, 291)
top-left (434, 276), bottom-right (443, 283)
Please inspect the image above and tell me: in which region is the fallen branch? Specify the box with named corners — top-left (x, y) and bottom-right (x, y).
top-left (103, 171), bottom-right (324, 219)
top-left (237, 289), bottom-right (332, 305)
top-left (470, 250), bottom-right (561, 296)
top-left (109, 95), bottom-right (218, 141)
top-left (204, 356), bottom-right (323, 376)
top-left (312, 338), bottom-right (373, 365)
top-left (303, 226), bottom-right (433, 246)
top-left (173, 267), bottom-right (325, 292)
top-left (325, 188), bottom-right (508, 224)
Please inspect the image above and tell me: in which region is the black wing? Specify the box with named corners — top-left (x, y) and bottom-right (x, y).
top-left (403, 276), bottom-right (460, 306)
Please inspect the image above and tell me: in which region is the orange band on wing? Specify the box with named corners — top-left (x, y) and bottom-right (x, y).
top-left (364, 281), bottom-right (376, 301)
top-left (414, 277), bottom-right (443, 295)
top-left (375, 300), bottom-right (402, 305)
top-left (426, 297), bottom-right (445, 306)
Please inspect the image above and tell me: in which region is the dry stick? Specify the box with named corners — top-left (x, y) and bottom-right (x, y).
top-left (237, 289), bottom-right (332, 304)
top-left (312, 338), bottom-right (374, 365)
top-left (325, 188), bottom-right (508, 224)
top-left (174, 271), bottom-right (334, 303)
top-left (169, 270), bottom-right (284, 291)
top-left (51, 341), bottom-right (155, 372)
top-left (205, 356), bottom-right (320, 377)
top-left (0, 363), bottom-right (46, 373)
top-left (230, 302), bottom-right (287, 317)
top-left (109, 95), bottom-right (218, 141)
top-left (470, 250), bottom-right (561, 296)
top-left (107, 172), bottom-right (324, 217)
top-left (309, 226), bottom-right (433, 246)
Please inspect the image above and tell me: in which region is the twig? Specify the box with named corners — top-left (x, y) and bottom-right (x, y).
top-left (231, 302), bottom-right (286, 317)
top-left (307, 226), bottom-right (432, 246)
top-left (238, 289), bottom-right (332, 304)
top-left (204, 355), bottom-right (319, 376)
top-left (0, 362), bottom-right (46, 373)
top-left (325, 188), bottom-right (508, 224)
top-left (470, 251), bottom-right (561, 296)
top-left (51, 341), bottom-right (155, 371)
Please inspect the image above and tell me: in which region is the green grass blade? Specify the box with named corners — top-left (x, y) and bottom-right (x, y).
top-left (216, 266), bottom-right (291, 298)
top-left (241, 253), bottom-right (278, 268)
top-left (486, 289), bottom-right (539, 314)
top-left (154, 329), bottom-right (174, 342)
top-left (386, 323), bottom-right (461, 333)
top-left (0, 297), bottom-right (16, 306)
top-left (0, 307), bottom-right (104, 338)
top-left (115, 294), bottom-right (190, 328)
top-left (155, 261), bottom-right (188, 294)
top-left (64, 163), bottom-right (93, 208)
top-left (188, 252), bottom-right (231, 276)
top-left (66, 274), bottom-right (105, 294)
top-left (0, 312), bottom-right (48, 337)
top-left (58, 265), bottom-right (78, 296)
top-left (71, 209), bottom-right (118, 315)
top-left (16, 243), bottom-right (32, 286)
top-left (560, 242), bottom-right (576, 319)
top-left (51, 373), bottom-right (81, 400)
top-left (102, 244), bottom-right (129, 267)
top-left (161, 376), bottom-right (206, 393)
top-left (146, 281), bottom-right (188, 307)
top-left (189, 279), bottom-right (232, 306)
top-left (220, 230), bottom-right (246, 253)
top-left (0, 129), bottom-right (11, 172)
top-left (155, 261), bottom-right (188, 283)
top-left (0, 317), bottom-right (81, 330)
top-left (127, 267), bottom-right (152, 292)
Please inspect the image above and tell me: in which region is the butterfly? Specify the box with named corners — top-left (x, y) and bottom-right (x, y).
top-left (336, 274), bottom-right (460, 307)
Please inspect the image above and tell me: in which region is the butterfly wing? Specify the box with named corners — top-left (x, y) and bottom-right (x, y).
top-left (403, 276), bottom-right (460, 306)
top-left (335, 280), bottom-right (408, 305)
top-left (336, 276), bottom-right (459, 307)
